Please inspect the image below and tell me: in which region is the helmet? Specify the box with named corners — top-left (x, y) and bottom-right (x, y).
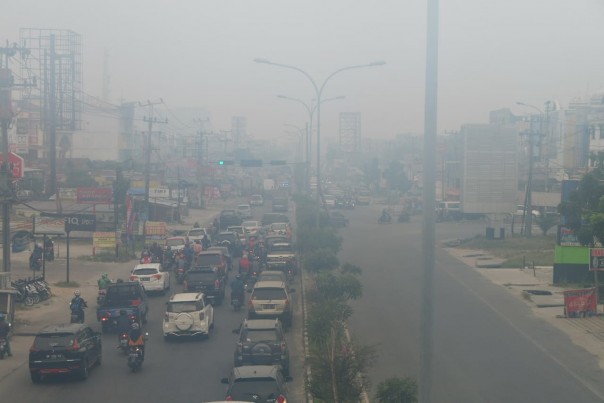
top-left (102, 273), bottom-right (108, 278)
top-left (74, 290), bottom-right (81, 296)
top-left (131, 323), bottom-right (140, 330)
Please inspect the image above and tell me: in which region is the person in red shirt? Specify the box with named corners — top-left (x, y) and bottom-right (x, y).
top-left (239, 253), bottom-right (250, 276)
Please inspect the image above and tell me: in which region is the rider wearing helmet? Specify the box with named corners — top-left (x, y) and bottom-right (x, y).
top-left (230, 274), bottom-right (245, 304)
top-left (70, 290), bottom-right (87, 323)
top-left (0, 313), bottom-right (12, 357)
top-left (97, 273), bottom-right (111, 290)
top-left (128, 322), bottom-right (145, 359)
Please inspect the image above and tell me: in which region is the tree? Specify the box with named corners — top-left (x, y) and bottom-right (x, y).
top-left (304, 249), bottom-right (340, 273)
top-left (382, 160), bottom-right (412, 193)
top-left (375, 377), bottom-right (418, 403)
top-left (535, 213), bottom-right (559, 236)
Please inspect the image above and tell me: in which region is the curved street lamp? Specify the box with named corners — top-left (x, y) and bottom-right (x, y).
top-left (254, 58), bottom-right (385, 204)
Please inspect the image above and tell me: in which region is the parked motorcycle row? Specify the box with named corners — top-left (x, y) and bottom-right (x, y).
top-left (11, 277), bottom-right (52, 306)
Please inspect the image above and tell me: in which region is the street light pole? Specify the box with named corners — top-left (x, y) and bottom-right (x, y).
top-left (256, 59), bottom-right (384, 208)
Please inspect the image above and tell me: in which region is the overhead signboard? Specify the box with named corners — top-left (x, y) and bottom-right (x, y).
top-left (33, 216), bottom-right (66, 235)
top-left (77, 188), bottom-right (113, 204)
top-left (41, 212), bottom-right (97, 232)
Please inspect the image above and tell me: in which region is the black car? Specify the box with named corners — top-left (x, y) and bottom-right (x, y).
top-left (329, 211), bottom-right (349, 228)
top-left (183, 267), bottom-right (225, 304)
top-left (233, 319), bottom-right (290, 376)
top-left (29, 323), bottom-right (102, 383)
top-left (213, 231), bottom-right (243, 257)
top-left (220, 209), bottom-right (242, 229)
top-left (261, 213), bottom-right (290, 226)
top-left (221, 365), bottom-right (291, 402)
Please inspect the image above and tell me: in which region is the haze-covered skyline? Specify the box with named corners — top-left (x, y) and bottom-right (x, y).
top-left (3, 0), bottom-right (604, 142)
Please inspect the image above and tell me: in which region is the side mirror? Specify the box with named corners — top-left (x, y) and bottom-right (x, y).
top-left (220, 377), bottom-right (229, 384)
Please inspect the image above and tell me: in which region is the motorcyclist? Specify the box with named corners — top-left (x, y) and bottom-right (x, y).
top-left (239, 253), bottom-right (250, 276)
top-left (29, 244), bottom-right (43, 269)
top-left (44, 238), bottom-right (55, 261)
top-left (201, 233), bottom-right (211, 250)
top-left (116, 309), bottom-right (132, 344)
top-left (230, 274), bottom-right (245, 304)
top-left (150, 242), bottom-right (163, 262)
top-left (0, 313), bottom-right (12, 357)
top-left (380, 208), bottom-right (391, 222)
top-left (97, 273), bottom-right (111, 290)
top-left (128, 322), bottom-right (145, 359)
top-left (70, 290), bottom-right (88, 323)
top-left (184, 243), bottom-right (194, 268)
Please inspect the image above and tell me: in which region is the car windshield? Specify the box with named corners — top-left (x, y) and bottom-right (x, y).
top-left (259, 274), bottom-right (284, 282)
top-left (195, 254), bottom-right (222, 266)
top-left (188, 229), bottom-right (204, 237)
top-left (228, 227), bottom-right (244, 235)
top-left (215, 234), bottom-right (237, 243)
top-left (243, 329), bottom-right (278, 342)
top-left (34, 333), bottom-right (76, 349)
top-left (166, 238), bottom-right (184, 246)
top-left (269, 244), bottom-right (292, 253)
top-left (167, 302), bottom-right (198, 313)
top-left (253, 288), bottom-right (286, 300)
top-left (133, 268), bottom-right (158, 276)
top-left (230, 378), bottom-right (280, 400)
top-left (271, 223), bottom-right (287, 231)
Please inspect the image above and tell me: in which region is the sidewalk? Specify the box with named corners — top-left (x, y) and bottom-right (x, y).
top-left (447, 247), bottom-right (604, 369)
top-left (0, 202), bottom-right (231, 383)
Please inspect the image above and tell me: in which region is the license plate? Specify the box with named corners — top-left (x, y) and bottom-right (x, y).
top-left (48, 354), bottom-right (63, 359)
top-left (141, 277), bottom-right (150, 281)
top-left (263, 304), bottom-right (276, 309)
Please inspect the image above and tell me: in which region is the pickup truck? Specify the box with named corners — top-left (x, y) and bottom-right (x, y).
top-left (266, 242), bottom-right (297, 273)
top-left (96, 282), bottom-right (149, 332)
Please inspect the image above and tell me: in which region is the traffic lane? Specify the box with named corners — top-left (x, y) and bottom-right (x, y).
top-left (343, 209), bottom-right (604, 402)
top-left (1, 266), bottom-right (305, 402)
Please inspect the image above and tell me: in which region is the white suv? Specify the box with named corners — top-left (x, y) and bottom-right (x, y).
top-left (163, 292), bottom-right (214, 340)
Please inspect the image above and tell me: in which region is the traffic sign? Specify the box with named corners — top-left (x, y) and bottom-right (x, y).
top-left (0, 152), bottom-right (24, 179)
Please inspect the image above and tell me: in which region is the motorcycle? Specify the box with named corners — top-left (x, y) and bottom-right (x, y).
top-left (286, 268), bottom-right (295, 283)
top-left (176, 267), bottom-right (186, 284)
top-left (44, 241), bottom-right (55, 261)
top-left (127, 346), bottom-right (144, 372)
top-left (231, 294), bottom-right (243, 311)
top-left (70, 302), bottom-right (87, 324)
top-left (29, 256), bottom-right (42, 271)
top-left (97, 289), bottom-right (107, 305)
top-left (378, 214), bottom-right (392, 224)
top-left (0, 337), bottom-right (8, 359)
top-left (118, 332), bottom-right (129, 355)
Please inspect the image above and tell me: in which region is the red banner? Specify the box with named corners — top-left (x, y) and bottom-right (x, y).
top-left (564, 287), bottom-right (597, 318)
top-left (77, 187), bottom-right (113, 204)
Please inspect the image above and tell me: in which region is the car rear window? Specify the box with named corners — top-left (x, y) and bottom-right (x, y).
top-left (259, 274), bottom-right (284, 282)
top-left (167, 302), bottom-right (198, 313)
top-left (186, 271), bottom-right (216, 281)
top-left (268, 244), bottom-right (292, 253)
top-left (34, 333), bottom-right (76, 349)
top-left (195, 254), bottom-right (222, 266)
top-left (230, 378), bottom-right (280, 400)
top-left (133, 268), bottom-right (157, 275)
top-left (214, 234), bottom-right (238, 243)
top-left (252, 288), bottom-right (286, 300)
top-left (105, 285), bottom-right (143, 306)
top-left (243, 329), bottom-right (278, 342)
top-left (188, 229), bottom-right (205, 237)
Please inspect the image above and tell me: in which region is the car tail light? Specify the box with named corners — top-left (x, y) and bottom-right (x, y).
top-left (285, 298), bottom-right (290, 308)
top-left (225, 397), bottom-right (233, 401)
top-left (29, 342), bottom-right (39, 353)
top-left (177, 268), bottom-right (184, 274)
top-left (214, 279), bottom-right (220, 289)
top-left (152, 274), bottom-right (162, 280)
top-left (183, 281), bottom-right (188, 291)
top-left (129, 314), bottom-right (137, 321)
top-left (130, 275), bottom-right (138, 281)
top-left (281, 341), bottom-right (286, 351)
top-left (199, 312), bottom-right (205, 321)
top-left (277, 395), bottom-right (286, 403)
top-left (69, 340), bottom-right (81, 351)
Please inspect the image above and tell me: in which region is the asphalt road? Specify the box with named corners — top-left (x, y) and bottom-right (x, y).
top-left (343, 207), bottom-right (604, 402)
top-left (0, 205), bottom-right (305, 402)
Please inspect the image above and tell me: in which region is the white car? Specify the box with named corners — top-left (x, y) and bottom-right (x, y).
top-left (187, 227), bottom-right (210, 243)
top-left (249, 194), bottom-right (264, 206)
top-left (130, 263), bottom-right (170, 293)
top-left (163, 292), bottom-right (214, 339)
top-left (237, 204), bottom-right (253, 219)
top-left (242, 220), bottom-right (261, 234)
top-left (324, 195), bottom-right (336, 208)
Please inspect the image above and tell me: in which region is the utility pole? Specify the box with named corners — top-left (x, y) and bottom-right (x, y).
top-left (48, 35), bottom-right (57, 197)
top-left (194, 118), bottom-right (210, 209)
top-left (0, 42), bottom-right (33, 273)
top-left (139, 100), bottom-right (166, 250)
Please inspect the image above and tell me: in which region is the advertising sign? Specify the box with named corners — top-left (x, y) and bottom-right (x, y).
top-left (589, 248), bottom-right (604, 271)
top-left (145, 221), bottom-right (167, 239)
top-left (0, 151), bottom-right (24, 179)
top-left (33, 216), bottom-right (66, 235)
top-left (563, 287), bottom-right (597, 318)
top-left (77, 188), bottom-right (113, 204)
top-left (93, 232), bottom-right (116, 248)
top-left (58, 188), bottom-right (77, 201)
top-left (41, 212), bottom-right (97, 232)
top-left (558, 226), bottom-right (580, 247)
top-left (149, 187), bottom-right (170, 199)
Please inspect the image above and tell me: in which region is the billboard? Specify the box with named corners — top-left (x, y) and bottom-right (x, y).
top-left (77, 188), bottom-right (113, 204)
top-left (563, 287), bottom-right (597, 318)
top-left (33, 216), bottom-right (66, 235)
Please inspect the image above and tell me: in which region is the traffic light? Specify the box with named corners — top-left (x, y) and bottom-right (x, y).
top-left (270, 160), bottom-right (287, 166)
top-left (218, 160), bottom-right (234, 166)
top-left (240, 159), bottom-right (263, 167)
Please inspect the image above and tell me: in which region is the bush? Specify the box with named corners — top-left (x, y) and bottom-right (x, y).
top-left (304, 249), bottom-right (339, 273)
top-left (297, 227), bottom-right (342, 255)
top-left (375, 377), bottom-right (418, 403)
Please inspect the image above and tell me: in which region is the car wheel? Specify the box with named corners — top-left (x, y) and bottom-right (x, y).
top-left (30, 372), bottom-right (42, 383)
top-left (80, 360), bottom-right (89, 380)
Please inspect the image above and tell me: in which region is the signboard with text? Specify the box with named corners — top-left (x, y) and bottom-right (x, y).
top-left (563, 287), bottom-right (597, 317)
top-left (93, 232), bottom-right (116, 248)
top-left (41, 212), bottom-right (97, 232)
top-left (33, 216), bottom-right (66, 235)
top-left (145, 221), bottom-right (167, 239)
top-left (0, 151), bottom-right (24, 179)
top-left (589, 248), bottom-right (604, 271)
top-left (149, 187), bottom-right (170, 198)
top-left (77, 188), bottom-right (113, 204)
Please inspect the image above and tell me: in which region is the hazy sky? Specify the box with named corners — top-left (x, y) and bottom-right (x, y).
top-left (3, 0), bottom-right (604, 143)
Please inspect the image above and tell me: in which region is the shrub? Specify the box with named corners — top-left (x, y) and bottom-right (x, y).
top-left (375, 377), bottom-right (418, 403)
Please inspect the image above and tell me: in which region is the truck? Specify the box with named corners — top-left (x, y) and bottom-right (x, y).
top-left (96, 282), bottom-right (149, 332)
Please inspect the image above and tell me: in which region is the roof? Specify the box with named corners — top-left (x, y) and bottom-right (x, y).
top-left (38, 323), bottom-right (86, 334)
top-left (232, 365), bottom-right (280, 379)
top-left (169, 292), bottom-right (203, 302)
top-left (253, 280), bottom-right (287, 289)
top-left (198, 250), bottom-right (221, 256)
